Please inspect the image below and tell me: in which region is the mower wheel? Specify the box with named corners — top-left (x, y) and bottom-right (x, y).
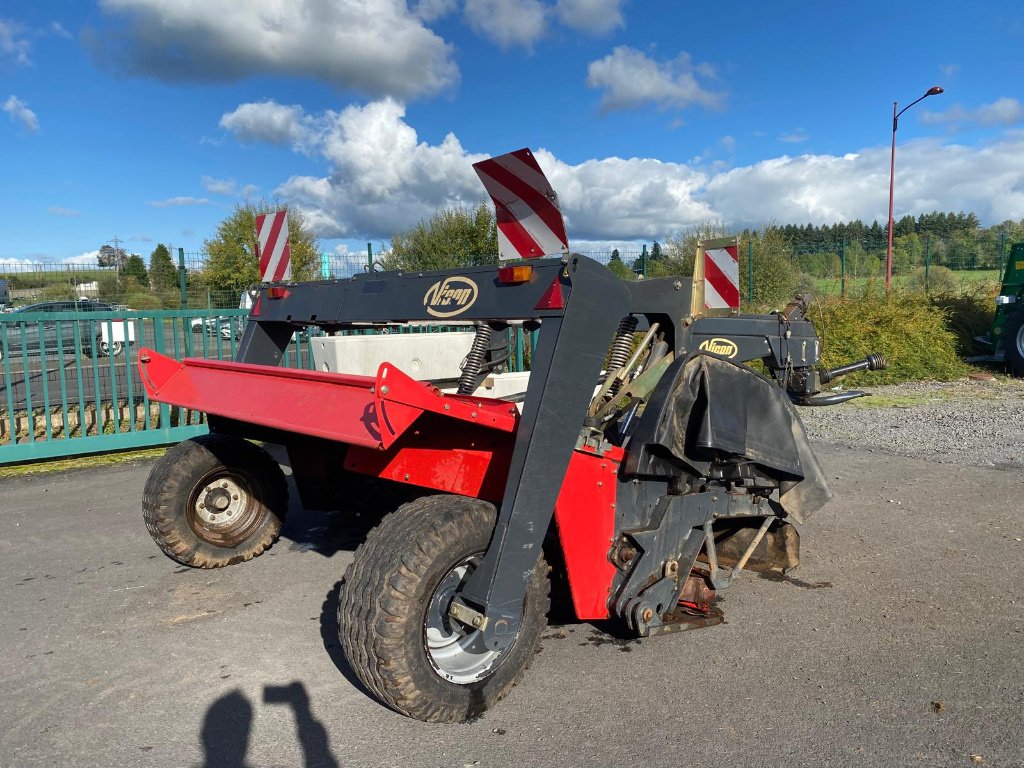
top-left (338, 495), bottom-right (550, 722)
top-left (142, 435), bottom-right (288, 568)
top-left (1005, 309), bottom-right (1024, 377)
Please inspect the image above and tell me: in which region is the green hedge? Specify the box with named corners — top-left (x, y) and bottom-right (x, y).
top-left (810, 289), bottom-right (970, 384)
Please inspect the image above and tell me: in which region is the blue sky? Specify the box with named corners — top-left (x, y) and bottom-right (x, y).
top-left (2, 0), bottom-right (1023, 275)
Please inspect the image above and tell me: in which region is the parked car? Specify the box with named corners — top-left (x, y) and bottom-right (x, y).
top-left (0, 300), bottom-right (134, 361)
top-left (190, 315), bottom-right (243, 340)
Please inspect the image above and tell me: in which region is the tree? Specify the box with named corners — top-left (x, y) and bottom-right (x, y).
top-left (123, 253), bottom-right (148, 285)
top-left (385, 203), bottom-right (497, 271)
top-left (655, 221), bottom-right (730, 278)
top-left (149, 244), bottom-right (178, 293)
top-left (649, 241), bottom-right (663, 261)
top-left (203, 201), bottom-right (320, 292)
top-left (97, 244), bottom-right (128, 268)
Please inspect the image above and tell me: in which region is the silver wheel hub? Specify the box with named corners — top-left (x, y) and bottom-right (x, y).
top-left (194, 478), bottom-right (248, 527)
top-left (424, 557), bottom-right (508, 685)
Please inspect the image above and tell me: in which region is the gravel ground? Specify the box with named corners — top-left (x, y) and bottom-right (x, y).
top-left (800, 374), bottom-right (1024, 468)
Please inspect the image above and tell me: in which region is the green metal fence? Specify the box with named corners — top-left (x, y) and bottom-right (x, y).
top-left (0, 308), bottom-right (324, 465)
top-left (0, 306), bottom-right (533, 465)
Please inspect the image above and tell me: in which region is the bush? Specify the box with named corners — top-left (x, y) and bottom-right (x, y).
top-left (928, 283), bottom-right (997, 357)
top-left (811, 288), bottom-right (969, 384)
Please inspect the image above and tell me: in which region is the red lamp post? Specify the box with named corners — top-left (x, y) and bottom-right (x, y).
top-left (886, 85), bottom-right (944, 293)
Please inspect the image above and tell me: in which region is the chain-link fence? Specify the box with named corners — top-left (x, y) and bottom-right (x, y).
top-left (2, 234), bottom-right (1015, 312)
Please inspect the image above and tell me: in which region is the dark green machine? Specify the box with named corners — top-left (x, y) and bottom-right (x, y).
top-left (978, 243), bottom-right (1024, 376)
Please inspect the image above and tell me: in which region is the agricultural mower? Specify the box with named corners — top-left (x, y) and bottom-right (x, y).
top-left (138, 149), bottom-right (886, 722)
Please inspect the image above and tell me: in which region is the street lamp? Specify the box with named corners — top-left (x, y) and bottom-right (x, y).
top-left (886, 85), bottom-right (943, 292)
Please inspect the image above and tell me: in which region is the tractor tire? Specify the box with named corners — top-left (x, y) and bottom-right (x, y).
top-left (338, 495), bottom-right (550, 722)
top-left (1005, 309), bottom-right (1024, 377)
top-left (142, 434), bottom-right (288, 568)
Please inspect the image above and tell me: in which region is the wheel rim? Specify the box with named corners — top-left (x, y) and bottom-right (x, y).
top-left (186, 470), bottom-right (264, 547)
top-left (424, 556), bottom-right (511, 685)
top-left (1015, 323), bottom-right (1024, 357)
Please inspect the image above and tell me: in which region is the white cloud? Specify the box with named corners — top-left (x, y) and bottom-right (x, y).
top-left (201, 175), bottom-right (236, 195)
top-left (47, 206), bottom-right (80, 217)
top-left (464, 0), bottom-right (547, 49)
top-left (219, 101), bottom-right (319, 149)
top-left (778, 129), bottom-right (808, 143)
top-left (0, 20), bottom-right (31, 65)
top-left (147, 196), bottom-right (211, 208)
top-left (95, 0), bottom-right (458, 100)
top-left (554, 0), bottom-right (625, 35)
top-left (921, 97), bottom-right (1024, 128)
top-left (200, 174), bottom-right (259, 198)
top-left (586, 46), bottom-right (724, 112)
top-left (50, 22), bottom-right (72, 40)
top-left (3, 95), bottom-right (38, 132)
top-left (940, 63), bottom-right (959, 77)
top-left (224, 97), bottom-right (1024, 245)
top-left (413, 0), bottom-right (458, 21)
top-left (62, 250), bottom-right (102, 266)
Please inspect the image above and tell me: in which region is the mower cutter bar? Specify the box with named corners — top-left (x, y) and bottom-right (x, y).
top-left (137, 348), bottom-right (519, 449)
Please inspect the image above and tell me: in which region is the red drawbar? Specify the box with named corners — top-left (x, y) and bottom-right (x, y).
top-left (554, 446), bottom-right (622, 619)
top-left (136, 349), bottom-right (518, 450)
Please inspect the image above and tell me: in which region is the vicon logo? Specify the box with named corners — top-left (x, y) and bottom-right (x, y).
top-left (423, 276), bottom-right (479, 318)
top-left (698, 337), bottom-right (739, 358)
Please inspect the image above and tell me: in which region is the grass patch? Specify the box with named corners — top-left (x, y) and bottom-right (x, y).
top-left (811, 289), bottom-right (970, 384)
top-left (0, 446), bottom-right (166, 478)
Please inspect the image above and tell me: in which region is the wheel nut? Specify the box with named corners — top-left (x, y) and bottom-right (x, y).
top-left (232, 494), bottom-right (238, 500)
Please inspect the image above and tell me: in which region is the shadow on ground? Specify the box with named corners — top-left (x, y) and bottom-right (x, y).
top-left (199, 683), bottom-right (340, 768)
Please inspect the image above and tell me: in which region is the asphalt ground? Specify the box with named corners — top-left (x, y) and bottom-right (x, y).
top-left (1, 444), bottom-right (1022, 768)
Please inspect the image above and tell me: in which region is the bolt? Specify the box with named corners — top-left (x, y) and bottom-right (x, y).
top-left (597, 481), bottom-right (603, 487)
top-left (621, 548), bottom-right (636, 563)
top-left (403, 474), bottom-right (410, 481)
top-left (472, 617), bottom-right (482, 628)
top-left (444, 404), bottom-right (450, 411)
top-left (232, 494), bottom-right (238, 500)
top-left (642, 608), bottom-right (654, 623)
top-left (198, 503), bottom-right (205, 509)
top-left (380, 385), bottom-right (389, 395)
top-left (222, 482), bottom-right (229, 488)
top-left (471, 411), bottom-right (477, 418)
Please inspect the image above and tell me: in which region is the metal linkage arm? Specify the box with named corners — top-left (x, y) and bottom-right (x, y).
top-left (455, 257), bottom-right (631, 651)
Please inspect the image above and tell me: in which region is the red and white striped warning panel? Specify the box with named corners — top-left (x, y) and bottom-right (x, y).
top-left (257, 209), bottom-right (291, 282)
top-left (473, 148), bottom-right (569, 261)
top-left (703, 242), bottom-right (740, 309)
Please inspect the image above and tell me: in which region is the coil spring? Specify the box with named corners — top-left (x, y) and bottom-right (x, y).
top-left (607, 315), bottom-right (638, 395)
top-left (457, 323), bottom-right (493, 395)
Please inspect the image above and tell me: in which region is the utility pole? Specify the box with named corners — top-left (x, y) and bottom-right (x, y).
top-left (110, 235), bottom-right (124, 288)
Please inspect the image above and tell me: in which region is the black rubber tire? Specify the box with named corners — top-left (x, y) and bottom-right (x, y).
top-left (1005, 309), bottom-right (1024, 378)
top-left (338, 495), bottom-right (550, 722)
top-left (142, 434), bottom-right (288, 568)
top-left (84, 336), bottom-right (123, 359)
